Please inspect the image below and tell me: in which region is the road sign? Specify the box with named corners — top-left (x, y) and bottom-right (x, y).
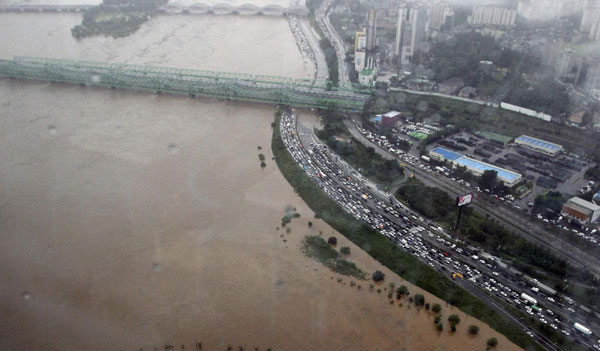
top-left (457, 193), bottom-right (473, 207)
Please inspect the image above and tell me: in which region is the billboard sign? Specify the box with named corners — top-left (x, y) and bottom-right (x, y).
top-left (456, 193), bottom-right (473, 207)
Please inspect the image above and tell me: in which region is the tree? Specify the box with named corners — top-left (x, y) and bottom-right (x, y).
top-left (432, 303), bottom-right (442, 313)
top-left (533, 191), bottom-right (565, 214)
top-left (372, 270), bottom-right (385, 282)
top-left (479, 170), bottom-right (498, 191)
top-left (434, 315), bottom-right (441, 324)
top-left (448, 314), bottom-right (460, 326)
top-left (260, 161), bottom-right (266, 168)
top-left (425, 303), bottom-right (430, 310)
top-left (327, 236), bottom-right (337, 245)
top-left (450, 324), bottom-right (456, 332)
top-left (414, 293), bottom-right (425, 306)
top-left (468, 325), bottom-right (480, 335)
top-left (437, 322), bottom-right (443, 331)
top-left (487, 337), bottom-right (498, 347)
top-left (340, 246), bottom-right (351, 255)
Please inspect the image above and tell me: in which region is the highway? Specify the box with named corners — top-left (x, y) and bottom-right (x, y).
top-left (279, 109), bottom-right (600, 350)
top-left (296, 16), bottom-right (329, 81)
top-left (344, 120), bottom-right (600, 278)
top-left (317, 0), bottom-right (350, 84)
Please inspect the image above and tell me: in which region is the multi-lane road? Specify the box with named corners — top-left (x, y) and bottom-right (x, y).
top-left (288, 3), bottom-right (599, 348)
top-left (344, 120), bottom-right (600, 278)
top-left (280, 109), bottom-right (600, 350)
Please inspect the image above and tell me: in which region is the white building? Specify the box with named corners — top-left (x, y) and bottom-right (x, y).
top-left (468, 7), bottom-right (517, 27)
top-left (518, 0), bottom-right (585, 21)
top-left (555, 49), bottom-right (574, 78)
top-left (561, 197), bottom-right (600, 224)
top-left (429, 1), bottom-right (454, 31)
top-left (354, 31), bottom-right (367, 72)
top-left (581, 0), bottom-right (600, 33)
top-left (395, 4), bottom-right (427, 65)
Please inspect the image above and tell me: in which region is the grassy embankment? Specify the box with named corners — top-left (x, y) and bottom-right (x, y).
top-left (271, 111), bottom-right (541, 351)
top-left (302, 235), bottom-right (367, 279)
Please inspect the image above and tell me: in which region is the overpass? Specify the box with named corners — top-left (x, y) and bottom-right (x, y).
top-left (0, 56), bottom-right (370, 112)
top-left (0, 3), bottom-right (309, 16)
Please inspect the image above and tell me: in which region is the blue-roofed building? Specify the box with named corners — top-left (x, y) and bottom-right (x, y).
top-left (514, 135), bottom-right (563, 156)
top-left (428, 147), bottom-right (522, 186)
top-left (454, 156), bottom-right (522, 186)
top-left (370, 115), bottom-right (383, 124)
top-left (430, 147), bottom-right (463, 161)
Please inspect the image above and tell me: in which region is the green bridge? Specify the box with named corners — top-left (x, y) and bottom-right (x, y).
top-left (0, 56), bottom-right (370, 112)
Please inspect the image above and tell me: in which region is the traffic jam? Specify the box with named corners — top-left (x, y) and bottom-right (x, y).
top-left (279, 110), bottom-right (598, 351)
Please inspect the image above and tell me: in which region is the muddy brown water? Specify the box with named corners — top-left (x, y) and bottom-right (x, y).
top-left (0, 12), bottom-right (520, 351)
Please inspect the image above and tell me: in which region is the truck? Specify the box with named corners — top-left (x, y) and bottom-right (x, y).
top-left (574, 323), bottom-right (592, 336)
top-left (521, 293), bottom-right (537, 305)
top-left (421, 155), bottom-right (431, 162)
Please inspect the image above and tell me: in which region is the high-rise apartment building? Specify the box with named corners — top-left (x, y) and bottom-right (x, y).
top-left (467, 6), bottom-right (517, 27)
top-left (394, 3), bottom-right (427, 65)
top-left (429, 1), bottom-right (454, 31)
top-left (518, 0), bottom-right (584, 21)
top-left (354, 31), bottom-right (367, 72)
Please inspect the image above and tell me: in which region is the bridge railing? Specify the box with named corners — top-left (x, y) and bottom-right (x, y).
top-left (0, 56), bottom-right (370, 112)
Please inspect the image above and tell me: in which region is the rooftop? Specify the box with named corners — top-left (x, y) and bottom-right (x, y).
top-left (515, 135), bottom-right (562, 152)
top-left (566, 197), bottom-right (600, 212)
top-left (454, 156), bottom-right (521, 182)
top-left (383, 110), bottom-right (401, 118)
top-left (431, 147), bottom-right (463, 161)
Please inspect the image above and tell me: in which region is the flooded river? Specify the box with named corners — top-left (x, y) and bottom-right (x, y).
top-left (0, 11), bottom-right (519, 351)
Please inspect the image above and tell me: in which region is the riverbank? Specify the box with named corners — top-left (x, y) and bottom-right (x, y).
top-left (272, 109), bottom-right (540, 351)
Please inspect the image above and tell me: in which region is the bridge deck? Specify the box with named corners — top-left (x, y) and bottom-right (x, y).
top-left (0, 56), bottom-right (370, 112)
top-left (0, 3), bottom-right (309, 16)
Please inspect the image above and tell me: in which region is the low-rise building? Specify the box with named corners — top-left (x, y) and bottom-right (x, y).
top-left (567, 111), bottom-right (585, 125)
top-left (438, 77), bottom-right (464, 95)
top-left (459, 86), bottom-right (477, 98)
top-left (429, 147), bottom-right (522, 186)
top-left (514, 135), bottom-right (563, 156)
top-left (561, 197), bottom-right (600, 224)
top-left (371, 111), bottom-right (401, 127)
top-left (381, 110), bottom-right (401, 126)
